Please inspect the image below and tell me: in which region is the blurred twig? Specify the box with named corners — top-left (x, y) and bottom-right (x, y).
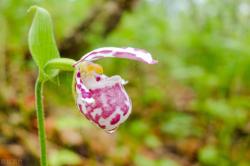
top-left (59, 0), bottom-right (139, 58)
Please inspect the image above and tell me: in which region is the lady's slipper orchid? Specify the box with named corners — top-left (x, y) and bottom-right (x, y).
top-left (74, 47), bottom-right (157, 133)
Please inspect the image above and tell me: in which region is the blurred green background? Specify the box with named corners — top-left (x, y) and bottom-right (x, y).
top-left (1, 0), bottom-right (250, 165)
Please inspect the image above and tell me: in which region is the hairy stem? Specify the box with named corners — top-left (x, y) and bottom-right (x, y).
top-left (35, 77), bottom-right (47, 166)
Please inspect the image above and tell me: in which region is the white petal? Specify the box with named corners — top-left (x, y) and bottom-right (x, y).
top-left (74, 47), bottom-right (158, 66)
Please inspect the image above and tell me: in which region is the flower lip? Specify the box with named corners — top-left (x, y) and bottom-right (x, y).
top-left (73, 47), bottom-right (158, 67)
top-left (75, 69), bottom-right (132, 133)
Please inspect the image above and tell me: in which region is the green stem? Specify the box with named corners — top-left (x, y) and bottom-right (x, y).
top-left (34, 57), bottom-right (76, 165)
top-left (35, 77), bottom-right (47, 166)
top-left (44, 58), bottom-right (76, 72)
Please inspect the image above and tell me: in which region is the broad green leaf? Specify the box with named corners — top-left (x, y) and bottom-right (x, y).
top-left (28, 6), bottom-right (60, 80)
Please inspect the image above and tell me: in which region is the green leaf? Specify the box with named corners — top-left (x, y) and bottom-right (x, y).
top-left (28, 6), bottom-right (60, 80)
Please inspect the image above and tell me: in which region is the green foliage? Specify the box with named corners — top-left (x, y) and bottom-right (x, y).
top-left (144, 134), bottom-right (161, 149)
top-left (157, 159), bottom-right (180, 166)
top-left (134, 154), bottom-right (180, 166)
top-left (142, 87), bottom-right (164, 105)
top-left (49, 149), bottom-right (81, 166)
top-left (28, 6), bottom-right (60, 80)
top-left (199, 145), bottom-right (220, 166)
top-left (1, 0), bottom-right (250, 165)
top-left (134, 154), bottom-right (156, 166)
top-left (128, 120), bottom-right (150, 138)
top-left (55, 115), bottom-right (92, 130)
top-left (161, 112), bottom-right (202, 139)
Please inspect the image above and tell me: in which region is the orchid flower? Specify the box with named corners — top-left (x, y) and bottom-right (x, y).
top-left (73, 47), bottom-right (157, 133)
top-left (28, 6), bottom-right (158, 165)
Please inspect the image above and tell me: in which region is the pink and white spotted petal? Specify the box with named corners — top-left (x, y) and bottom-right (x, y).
top-left (73, 47), bottom-right (158, 66)
top-left (75, 71), bottom-right (132, 133)
top-left (75, 69), bottom-right (95, 104)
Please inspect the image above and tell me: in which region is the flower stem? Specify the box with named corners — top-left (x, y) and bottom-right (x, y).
top-left (35, 77), bottom-right (47, 166)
